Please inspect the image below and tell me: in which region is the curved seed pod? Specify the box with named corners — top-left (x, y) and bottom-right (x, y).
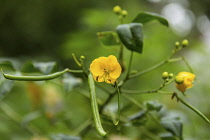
top-left (1, 69), bottom-right (83, 81)
top-left (88, 73), bottom-right (107, 137)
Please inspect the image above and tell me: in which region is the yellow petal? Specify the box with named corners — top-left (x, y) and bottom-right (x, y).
top-left (176, 83), bottom-right (186, 92)
top-left (107, 55), bottom-right (122, 79)
top-left (93, 75), bottom-right (104, 82)
top-left (109, 63), bottom-right (121, 79)
top-left (90, 58), bottom-right (104, 76)
top-left (105, 77), bottom-right (116, 84)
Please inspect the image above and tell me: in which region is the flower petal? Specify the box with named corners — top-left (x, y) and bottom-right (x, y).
top-left (90, 58), bottom-right (105, 76)
top-left (107, 55), bottom-right (122, 79)
top-left (93, 75), bottom-right (104, 82)
top-left (176, 83), bottom-right (186, 92)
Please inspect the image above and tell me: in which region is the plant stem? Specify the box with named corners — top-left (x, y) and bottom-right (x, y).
top-left (115, 85), bottom-right (121, 125)
top-left (125, 51), bottom-right (133, 80)
top-left (176, 94), bottom-right (210, 124)
top-left (181, 57), bottom-right (194, 73)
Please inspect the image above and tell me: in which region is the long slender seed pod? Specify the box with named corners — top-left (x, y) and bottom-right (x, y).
top-left (88, 73), bottom-right (107, 137)
top-left (1, 69), bottom-right (83, 81)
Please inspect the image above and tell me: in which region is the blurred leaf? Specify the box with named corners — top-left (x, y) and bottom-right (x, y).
top-left (62, 73), bottom-right (82, 92)
top-left (145, 100), bottom-right (163, 112)
top-left (0, 74), bottom-right (14, 98)
top-left (116, 23), bottom-right (143, 53)
top-left (132, 11), bottom-right (169, 26)
top-left (21, 61), bottom-right (40, 73)
top-left (160, 133), bottom-right (179, 140)
top-left (97, 31), bottom-right (120, 47)
top-left (161, 116), bottom-right (183, 138)
top-left (33, 62), bottom-right (57, 74)
top-left (128, 110), bottom-right (147, 125)
top-left (51, 134), bottom-right (81, 140)
top-left (0, 61), bottom-right (15, 71)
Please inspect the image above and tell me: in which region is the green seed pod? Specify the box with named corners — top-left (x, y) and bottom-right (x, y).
top-left (182, 39), bottom-right (189, 47)
top-left (88, 73), bottom-right (107, 137)
top-left (113, 6), bottom-right (122, 14)
top-left (162, 72), bottom-right (169, 80)
top-left (1, 69), bottom-right (83, 81)
top-left (175, 76), bottom-right (184, 84)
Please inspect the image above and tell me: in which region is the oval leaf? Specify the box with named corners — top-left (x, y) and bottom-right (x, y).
top-left (132, 11), bottom-right (169, 26)
top-left (116, 23), bottom-right (143, 54)
top-left (97, 31), bottom-right (120, 47)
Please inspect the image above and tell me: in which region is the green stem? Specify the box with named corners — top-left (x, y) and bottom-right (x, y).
top-left (128, 59), bottom-right (168, 79)
top-left (125, 51), bottom-right (133, 80)
top-left (72, 53), bottom-right (82, 67)
top-left (115, 85), bottom-right (121, 125)
top-left (181, 57), bottom-right (194, 73)
top-left (2, 68), bottom-right (83, 81)
top-left (128, 47), bottom-right (181, 80)
top-left (176, 95), bottom-right (210, 124)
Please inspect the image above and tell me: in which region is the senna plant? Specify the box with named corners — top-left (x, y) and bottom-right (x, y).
top-left (1, 5), bottom-right (210, 139)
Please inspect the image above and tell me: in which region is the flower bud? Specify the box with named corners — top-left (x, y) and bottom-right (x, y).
top-left (175, 76), bottom-right (184, 84)
top-left (113, 6), bottom-right (122, 14)
top-left (80, 55), bottom-right (85, 59)
top-left (169, 73), bottom-right (174, 79)
top-left (182, 39), bottom-right (189, 47)
top-left (121, 10), bottom-right (128, 17)
top-left (162, 72), bottom-right (169, 80)
top-left (175, 41), bottom-right (180, 47)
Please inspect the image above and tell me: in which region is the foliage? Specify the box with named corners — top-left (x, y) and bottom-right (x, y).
top-left (0, 2), bottom-right (210, 140)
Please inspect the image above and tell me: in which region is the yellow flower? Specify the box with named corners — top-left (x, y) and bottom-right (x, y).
top-left (175, 72), bottom-right (196, 92)
top-left (90, 55), bottom-right (122, 84)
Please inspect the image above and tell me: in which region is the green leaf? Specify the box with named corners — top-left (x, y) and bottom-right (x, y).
top-left (62, 73), bottom-right (82, 92)
top-left (97, 31), bottom-right (120, 47)
top-left (161, 116), bottom-right (183, 138)
top-left (0, 73), bottom-right (14, 98)
top-left (51, 134), bottom-right (81, 140)
top-left (160, 133), bottom-right (179, 140)
top-left (0, 61), bottom-right (15, 71)
top-left (33, 62), bottom-right (57, 74)
top-left (21, 61), bottom-right (40, 73)
top-left (145, 100), bottom-right (163, 112)
top-left (133, 11), bottom-right (169, 26)
top-left (128, 110), bottom-right (147, 126)
top-left (116, 23), bottom-right (143, 53)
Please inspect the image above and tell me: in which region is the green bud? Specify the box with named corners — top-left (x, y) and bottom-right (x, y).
top-left (80, 55), bottom-right (85, 59)
top-left (182, 39), bottom-right (189, 47)
top-left (162, 72), bottom-right (169, 80)
top-left (175, 41), bottom-right (180, 47)
top-left (169, 73), bottom-right (174, 79)
top-left (175, 76), bottom-right (184, 84)
top-left (113, 6), bottom-right (122, 14)
top-left (121, 10), bottom-right (128, 17)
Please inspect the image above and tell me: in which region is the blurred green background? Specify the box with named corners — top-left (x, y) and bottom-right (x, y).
top-left (0, 0), bottom-right (210, 140)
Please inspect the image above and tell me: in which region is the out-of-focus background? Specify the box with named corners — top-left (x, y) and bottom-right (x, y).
top-left (0, 0), bottom-right (210, 139)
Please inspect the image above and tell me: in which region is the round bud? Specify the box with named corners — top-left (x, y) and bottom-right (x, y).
top-left (121, 10), bottom-right (128, 17)
top-left (162, 72), bottom-right (169, 80)
top-left (182, 39), bottom-right (189, 47)
top-left (175, 76), bottom-right (184, 84)
top-left (80, 55), bottom-right (85, 59)
top-left (113, 6), bottom-right (122, 14)
top-left (175, 41), bottom-right (180, 47)
top-left (169, 73), bottom-right (174, 79)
